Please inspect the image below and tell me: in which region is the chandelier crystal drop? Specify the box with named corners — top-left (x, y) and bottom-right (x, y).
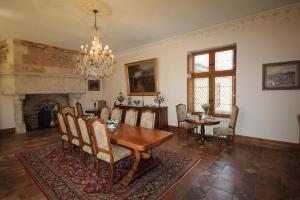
top-left (76, 9), bottom-right (116, 79)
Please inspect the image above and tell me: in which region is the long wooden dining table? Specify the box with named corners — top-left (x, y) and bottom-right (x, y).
top-left (109, 124), bottom-right (174, 186)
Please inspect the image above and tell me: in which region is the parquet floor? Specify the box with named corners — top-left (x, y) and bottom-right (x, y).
top-left (0, 129), bottom-right (299, 200)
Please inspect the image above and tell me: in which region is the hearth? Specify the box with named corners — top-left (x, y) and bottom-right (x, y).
top-left (24, 94), bottom-right (69, 131)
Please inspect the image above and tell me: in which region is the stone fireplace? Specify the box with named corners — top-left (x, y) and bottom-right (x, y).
top-left (0, 39), bottom-right (86, 133)
top-left (24, 94), bottom-right (69, 131)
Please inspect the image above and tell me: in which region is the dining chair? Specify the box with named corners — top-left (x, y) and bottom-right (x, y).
top-left (213, 106), bottom-right (239, 144)
top-left (90, 118), bottom-right (132, 188)
top-left (98, 100), bottom-right (107, 111)
top-left (176, 104), bottom-right (196, 136)
top-left (57, 112), bottom-right (71, 150)
top-left (100, 106), bottom-right (110, 121)
top-left (62, 106), bottom-right (76, 117)
top-left (66, 113), bottom-right (83, 154)
top-left (111, 107), bottom-right (122, 122)
top-left (77, 116), bottom-right (95, 165)
top-left (124, 109), bottom-right (138, 126)
top-left (140, 110), bottom-right (156, 129)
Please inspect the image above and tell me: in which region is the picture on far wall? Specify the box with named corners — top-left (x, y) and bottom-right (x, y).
top-left (88, 80), bottom-right (100, 91)
top-left (262, 60), bottom-right (300, 90)
top-left (125, 58), bottom-right (158, 96)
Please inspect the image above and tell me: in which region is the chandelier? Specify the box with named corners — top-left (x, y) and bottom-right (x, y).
top-left (76, 9), bottom-right (116, 79)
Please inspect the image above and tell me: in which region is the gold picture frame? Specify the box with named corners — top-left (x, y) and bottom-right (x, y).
top-left (262, 60), bottom-right (300, 90)
top-left (125, 58), bottom-right (158, 96)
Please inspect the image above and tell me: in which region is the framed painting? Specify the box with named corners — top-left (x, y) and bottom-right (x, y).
top-left (88, 80), bottom-right (100, 91)
top-left (263, 60), bottom-right (300, 90)
top-left (125, 58), bottom-right (158, 96)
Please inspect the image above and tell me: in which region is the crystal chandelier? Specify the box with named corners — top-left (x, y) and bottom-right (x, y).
top-left (76, 9), bottom-right (116, 79)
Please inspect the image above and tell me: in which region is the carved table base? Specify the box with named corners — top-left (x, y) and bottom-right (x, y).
top-left (120, 150), bottom-right (160, 186)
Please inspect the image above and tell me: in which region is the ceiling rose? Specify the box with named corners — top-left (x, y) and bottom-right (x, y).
top-left (79, 0), bottom-right (112, 17)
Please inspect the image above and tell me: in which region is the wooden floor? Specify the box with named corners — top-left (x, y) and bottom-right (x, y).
top-left (0, 129), bottom-right (299, 200)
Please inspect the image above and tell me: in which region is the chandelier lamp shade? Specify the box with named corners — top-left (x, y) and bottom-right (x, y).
top-left (76, 9), bottom-right (116, 79)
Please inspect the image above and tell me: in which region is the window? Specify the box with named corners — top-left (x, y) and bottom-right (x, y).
top-left (187, 45), bottom-right (236, 117)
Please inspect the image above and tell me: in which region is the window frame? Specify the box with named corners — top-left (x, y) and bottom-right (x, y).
top-left (187, 45), bottom-right (236, 118)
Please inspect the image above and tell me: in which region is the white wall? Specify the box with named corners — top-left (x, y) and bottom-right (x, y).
top-left (102, 5), bottom-right (300, 143)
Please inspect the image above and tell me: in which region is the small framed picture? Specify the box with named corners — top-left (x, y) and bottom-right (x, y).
top-left (88, 80), bottom-right (100, 91)
top-left (262, 60), bottom-right (300, 90)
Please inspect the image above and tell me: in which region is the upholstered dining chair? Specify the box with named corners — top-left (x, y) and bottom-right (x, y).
top-left (62, 106), bottom-right (75, 117)
top-left (213, 106), bottom-right (239, 144)
top-left (57, 112), bottom-right (70, 150)
top-left (77, 116), bottom-right (95, 165)
top-left (66, 113), bottom-right (83, 153)
top-left (76, 102), bottom-right (90, 117)
top-left (111, 107), bottom-right (122, 122)
top-left (124, 109), bottom-right (138, 126)
top-left (100, 106), bottom-right (110, 121)
top-left (140, 110), bottom-right (156, 129)
top-left (90, 118), bottom-right (132, 188)
top-left (176, 104), bottom-right (196, 136)
top-left (98, 100), bottom-right (107, 111)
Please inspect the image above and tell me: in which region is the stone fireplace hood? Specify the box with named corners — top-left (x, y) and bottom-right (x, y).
top-left (0, 39), bottom-right (86, 133)
top-left (0, 39), bottom-right (85, 95)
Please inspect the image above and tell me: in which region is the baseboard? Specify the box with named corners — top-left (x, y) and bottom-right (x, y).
top-left (235, 135), bottom-right (298, 152)
top-left (168, 125), bottom-right (298, 152)
top-left (0, 128), bottom-right (16, 135)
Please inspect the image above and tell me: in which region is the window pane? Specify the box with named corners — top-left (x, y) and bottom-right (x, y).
top-left (215, 76), bottom-right (232, 114)
top-left (194, 54), bottom-right (209, 72)
top-left (194, 78), bottom-right (209, 112)
top-left (215, 50), bottom-right (234, 71)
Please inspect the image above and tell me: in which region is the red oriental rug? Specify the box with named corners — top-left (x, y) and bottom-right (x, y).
top-left (16, 143), bottom-right (199, 200)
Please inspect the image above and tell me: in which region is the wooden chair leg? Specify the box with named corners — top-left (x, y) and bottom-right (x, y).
top-left (96, 159), bottom-right (100, 176)
top-left (110, 164), bottom-right (114, 190)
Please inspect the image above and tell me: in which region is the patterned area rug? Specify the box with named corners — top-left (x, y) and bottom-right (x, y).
top-left (16, 143), bottom-right (199, 200)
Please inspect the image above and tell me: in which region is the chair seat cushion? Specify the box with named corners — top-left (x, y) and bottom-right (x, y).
top-left (97, 144), bottom-right (131, 163)
top-left (82, 145), bottom-right (92, 154)
top-left (179, 122), bottom-right (196, 129)
top-left (72, 138), bottom-right (79, 146)
top-left (213, 127), bottom-right (234, 136)
top-left (61, 135), bottom-right (68, 141)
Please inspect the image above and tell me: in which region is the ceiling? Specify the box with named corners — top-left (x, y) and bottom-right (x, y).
top-left (0, 0), bottom-right (299, 52)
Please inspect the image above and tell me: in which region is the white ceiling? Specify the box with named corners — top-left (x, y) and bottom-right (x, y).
top-left (0, 0), bottom-right (299, 52)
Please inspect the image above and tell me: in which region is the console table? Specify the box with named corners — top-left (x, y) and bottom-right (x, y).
top-left (115, 104), bottom-right (168, 130)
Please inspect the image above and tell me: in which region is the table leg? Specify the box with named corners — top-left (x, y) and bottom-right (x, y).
top-left (120, 149), bottom-right (159, 186)
top-left (200, 125), bottom-right (205, 144)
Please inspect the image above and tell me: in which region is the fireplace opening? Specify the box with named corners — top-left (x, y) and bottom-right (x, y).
top-left (24, 94), bottom-right (69, 131)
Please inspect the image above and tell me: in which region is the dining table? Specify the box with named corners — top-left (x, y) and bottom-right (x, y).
top-left (109, 124), bottom-right (174, 186)
top-left (185, 118), bottom-right (220, 144)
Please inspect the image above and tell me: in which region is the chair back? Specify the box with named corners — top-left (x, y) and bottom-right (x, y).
top-left (77, 117), bottom-right (92, 145)
top-left (57, 112), bottom-right (67, 134)
top-left (90, 119), bottom-right (112, 161)
top-left (98, 100), bottom-right (107, 111)
top-left (140, 110), bottom-right (156, 129)
top-left (229, 106), bottom-right (239, 129)
top-left (100, 106), bottom-right (110, 121)
top-left (66, 114), bottom-right (82, 144)
top-left (125, 109), bottom-right (138, 126)
top-left (62, 106), bottom-right (75, 117)
top-left (111, 107), bottom-right (122, 122)
top-left (76, 102), bottom-right (84, 116)
top-left (176, 104), bottom-right (187, 122)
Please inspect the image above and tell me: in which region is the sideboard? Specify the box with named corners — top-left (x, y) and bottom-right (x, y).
top-left (114, 104), bottom-right (168, 130)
